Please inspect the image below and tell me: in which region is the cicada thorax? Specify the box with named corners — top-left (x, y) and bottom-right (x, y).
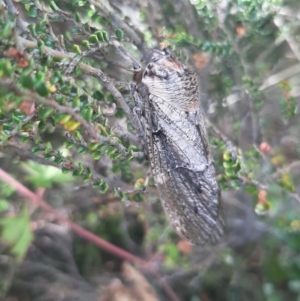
top-left (132, 49), bottom-right (224, 245)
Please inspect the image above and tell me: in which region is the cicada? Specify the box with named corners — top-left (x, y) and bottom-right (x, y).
top-left (131, 48), bottom-right (224, 245)
top-left (113, 43), bottom-right (224, 245)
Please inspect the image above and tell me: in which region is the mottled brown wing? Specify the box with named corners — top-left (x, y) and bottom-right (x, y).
top-left (134, 49), bottom-right (224, 245)
top-left (149, 108), bottom-right (224, 245)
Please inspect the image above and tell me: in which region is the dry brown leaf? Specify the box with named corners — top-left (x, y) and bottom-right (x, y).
top-left (19, 99), bottom-right (36, 115)
top-left (177, 239), bottom-right (192, 254)
top-left (4, 47), bottom-right (30, 68)
top-left (236, 24), bottom-right (246, 36)
top-left (193, 53), bottom-right (210, 69)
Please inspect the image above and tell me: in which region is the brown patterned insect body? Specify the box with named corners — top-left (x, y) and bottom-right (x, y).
top-left (132, 49), bottom-right (224, 245)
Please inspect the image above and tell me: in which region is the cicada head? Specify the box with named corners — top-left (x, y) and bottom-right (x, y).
top-left (144, 48), bottom-right (184, 77)
top-left (140, 48), bottom-right (200, 112)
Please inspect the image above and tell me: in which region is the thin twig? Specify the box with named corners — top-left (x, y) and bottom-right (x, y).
top-left (89, 0), bottom-right (146, 53)
top-left (271, 160), bottom-right (300, 179)
top-left (274, 15), bottom-right (300, 62)
top-left (205, 116), bottom-right (237, 158)
top-left (113, 123), bottom-right (140, 143)
top-left (4, 0), bottom-right (28, 34)
top-left (84, 68), bottom-right (139, 129)
top-left (65, 47), bottom-right (104, 75)
top-left (259, 63), bottom-right (300, 90)
top-left (45, 15), bottom-right (65, 52)
top-left (0, 144), bottom-right (60, 168)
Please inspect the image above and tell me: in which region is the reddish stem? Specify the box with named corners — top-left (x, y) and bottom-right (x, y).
top-left (0, 168), bottom-right (181, 301)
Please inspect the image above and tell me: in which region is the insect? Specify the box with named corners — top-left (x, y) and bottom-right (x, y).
top-left (116, 43), bottom-right (224, 245)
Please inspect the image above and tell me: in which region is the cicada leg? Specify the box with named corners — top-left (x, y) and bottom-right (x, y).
top-left (110, 39), bottom-right (142, 73)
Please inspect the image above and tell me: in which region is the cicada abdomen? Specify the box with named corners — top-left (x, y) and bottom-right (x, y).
top-left (132, 49), bottom-right (224, 245)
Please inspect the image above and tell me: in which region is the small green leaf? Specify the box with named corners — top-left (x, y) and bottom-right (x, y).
top-left (133, 193), bottom-right (144, 202)
top-left (99, 182), bottom-right (109, 194)
top-left (38, 107), bottom-right (54, 119)
top-left (64, 141), bottom-right (74, 149)
top-left (92, 90), bottom-right (104, 100)
top-left (0, 207), bottom-right (33, 261)
top-left (35, 82), bottom-right (49, 97)
top-left (81, 107), bottom-right (93, 121)
top-left (102, 30), bottom-right (109, 42)
top-left (77, 162), bottom-right (84, 173)
top-left (77, 145), bottom-right (87, 154)
top-left (89, 34), bottom-right (99, 44)
top-left (95, 31), bottom-right (104, 42)
top-left (115, 108), bottom-right (124, 118)
top-left (27, 4), bottom-right (38, 18)
top-left (22, 161), bottom-right (73, 188)
top-left (115, 28), bottom-right (123, 41)
top-left (223, 151), bottom-right (231, 162)
top-left (55, 94), bottom-right (65, 104)
top-left (73, 130), bottom-right (82, 142)
top-left (62, 167), bottom-right (71, 174)
top-left (126, 156), bottom-right (133, 162)
top-left (37, 40), bottom-right (45, 53)
top-left (72, 170), bottom-right (82, 178)
top-left (81, 40), bottom-right (90, 50)
top-left (231, 180), bottom-right (240, 189)
top-left (28, 24), bottom-right (37, 36)
top-left (223, 161), bottom-right (232, 169)
top-left (86, 167), bottom-right (92, 178)
top-left (92, 180), bottom-right (103, 188)
top-left (74, 12), bottom-right (81, 22)
top-left (53, 153), bottom-right (63, 164)
top-left (20, 74), bottom-right (34, 89)
top-left (0, 200), bottom-right (9, 211)
top-left (0, 59), bottom-right (13, 77)
top-left (77, 0), bottom-right (86, 6)
top-left (72, 96), bottom-right (80, 108)
top-left (49, 0), bottom-right (59, 11)
top-left (111, 152), bottom-right (122, 160)
top-left (44, 141), bottom-right (53, 154)
top-left (0, 182), bottom-right (15, 198)
top-left (57, 113), bottom-right (72, 124)
top-left (107, 147), bottom-right (117, 156)
top-left (31, 145), bottom-right (41, 154)
top-left (50, 75), bottom-right (60, 85)
top-left (224, 169), bottom-right (234, 177)
top-left (64, 120), bottom-right (81, 131)
top-left (87, 141), bottom-right (99, 151)
top-left (72, 44), bottom-right (82, 55)
top-left (91, 151), bottom-right (101, 160)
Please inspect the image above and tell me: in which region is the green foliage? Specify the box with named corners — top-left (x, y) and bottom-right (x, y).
top-left (21, 161), bottom-right (73, 188)
top-left (115, 28), bottom-right (124, 41)
top-left (0, 207), bottom-right (33, 262)
top-left (159, 243), bottom-right (182, 267)
top-left (0, 181), bottom-right (15, 199)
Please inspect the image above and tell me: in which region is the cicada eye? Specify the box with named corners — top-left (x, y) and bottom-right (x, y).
top-left (162, 48), bottom-right (177, 61)
top-left (162, 48), bottom-right (170, 56)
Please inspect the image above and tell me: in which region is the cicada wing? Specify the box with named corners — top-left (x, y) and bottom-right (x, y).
top-left (150, 115), bottom-right (224, 245)
top-left (133, 50), bottom-right (224, 245)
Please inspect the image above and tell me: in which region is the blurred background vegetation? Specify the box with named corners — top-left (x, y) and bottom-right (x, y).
top-left (1, 0), bottom-right (300, 300)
